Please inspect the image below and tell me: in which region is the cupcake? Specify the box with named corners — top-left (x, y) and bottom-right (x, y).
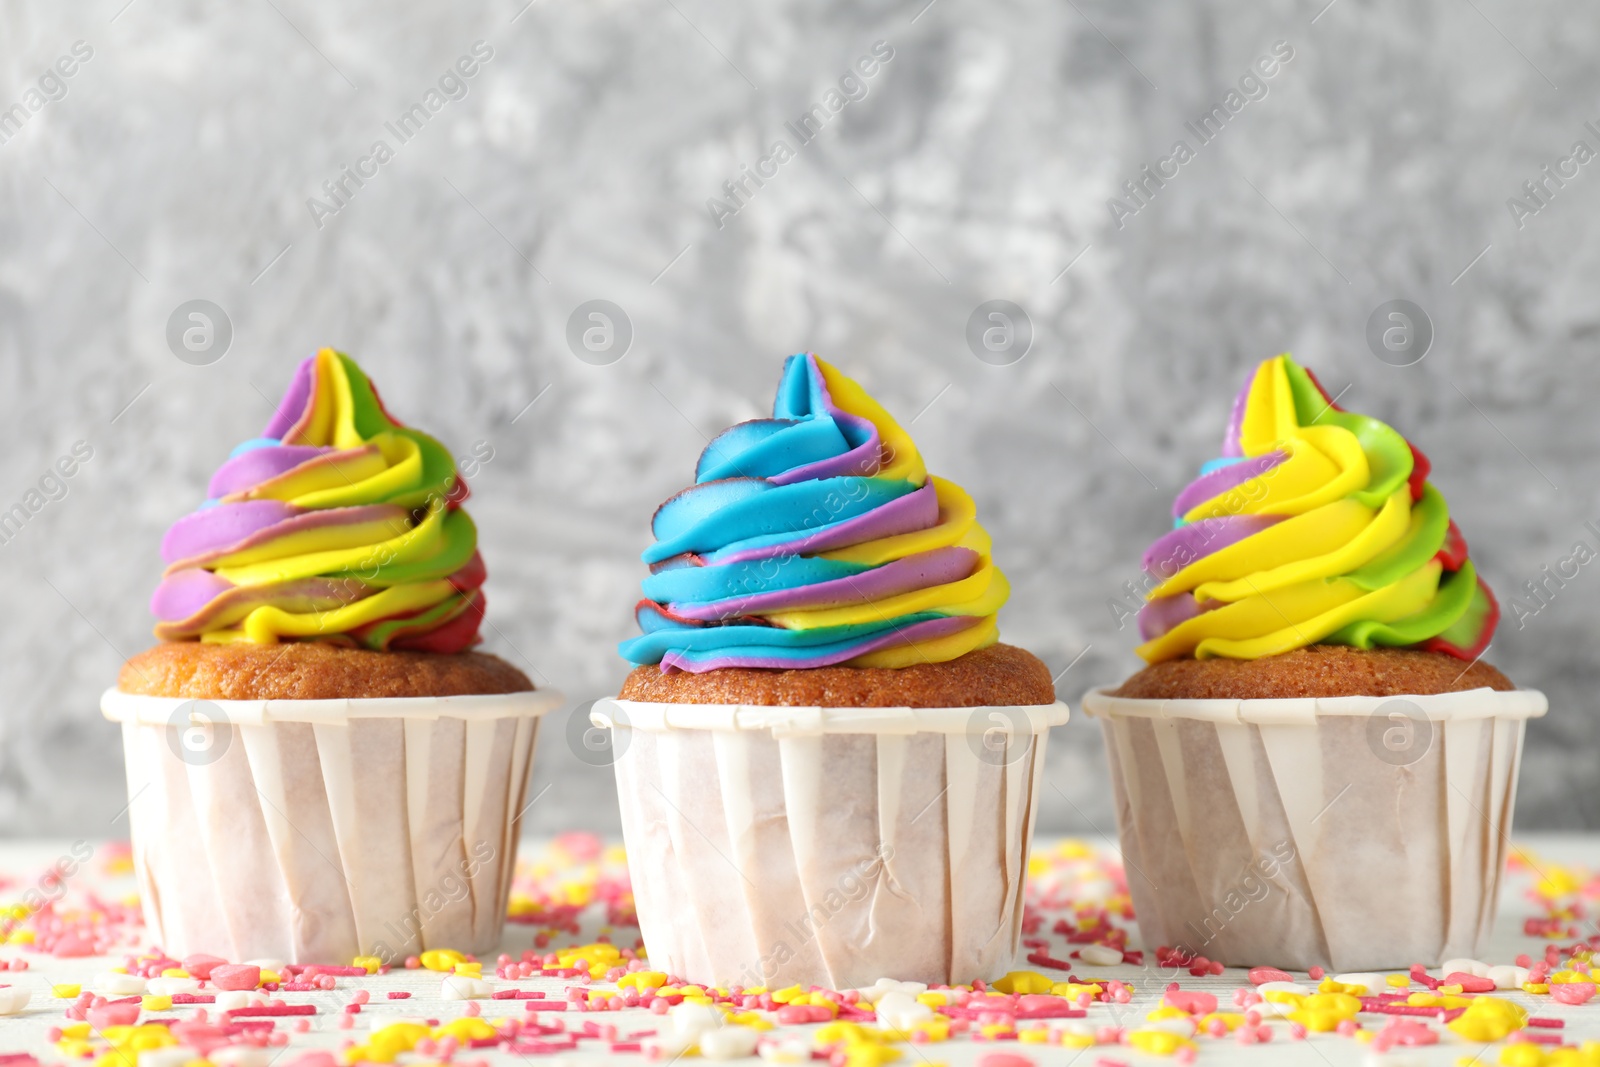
top-left (102, 349), bottom-right (560, 964)
top-left (593, 353), bottom-right (1065, 990)
top-left (1083, 354), bottom-right (1546, 971)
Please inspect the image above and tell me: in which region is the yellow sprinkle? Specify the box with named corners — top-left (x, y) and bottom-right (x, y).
top-left (435, 1017), bottom-right (498, 1042)
top-left (418, 949), bottom-right (467, 972)
top-left (1017, 1026), bottom-right (1052, 1044)
top-left (52, 984), bottom-right (81, 998)
top-left (838, 1046), bottom-right (900, 1067)
top-left (1146, 1005), bottom-right (1193, 1022)
top-left (979, 1022), bottom-right (1015, 1039)
top-left (1127, 1029), bottom-right (1197, 1056)
top-left (1319, 978), bottom-right (1366, 995)
top-left (160, 969), bottom-right (190, 979)
top-left (60, 1022), bottom-right (92, 1039)
top-left (1440, 983), bottom-right (1464, 995)
top-left (1289, 1008), bottom-right (1351, 1032)
top-left (141, 995), bottom-right (173, 1012)
top-left (1448, 996), bottom-right (1529, 1043)
top-left (1387, 974), bottom-right (1412, 988)
top-left (1537, 868), bottom-right (1582, 898)
top-left (816, 1021), bottom-right (878, 1046)
top-left (1497, 1043), bottom-right (1547, 1067)
top-left (353, 1021), bottom-right (433, 1064)
top-left (352, 956), bottom-right (382, 974)
top-left (1200, 1012), bottom-right (1244, 1032)
top-left (771, 985), bottom-right (806, 1005)
top-left (1061, 1031), bottom-right (1097, 1049)
top-left (990, 970), bottom-right (1054, 995)
top-left (1051, 982), bottom-right (1103, 999)
top-left (1523, 983), bottom-right (1550, 995)
top-left (618, 971), bottom-right (669, 991)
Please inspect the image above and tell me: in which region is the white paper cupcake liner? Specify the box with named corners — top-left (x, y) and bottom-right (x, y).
top-left (102, 687), bottom-right (562, 964)
top-left (1082, 685), bottom-right (1547, 971)
top-left (591, 698), bottom-right (1069, 990)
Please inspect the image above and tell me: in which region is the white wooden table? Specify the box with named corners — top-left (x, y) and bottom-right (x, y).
top-left (0, 834), bottom-right (1594, 1065)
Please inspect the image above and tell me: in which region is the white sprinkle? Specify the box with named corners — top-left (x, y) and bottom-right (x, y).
top-left (1079, 945), bottom-right (1124, 966)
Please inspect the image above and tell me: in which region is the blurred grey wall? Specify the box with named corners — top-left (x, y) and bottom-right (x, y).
top-left (0, 0), bottom-right (1595, 839)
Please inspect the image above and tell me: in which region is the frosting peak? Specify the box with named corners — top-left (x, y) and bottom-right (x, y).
top-left (620, 354), bottom-right (1009, 672)
top-left (1135, 354), bottom-right (1497, 663)
top-left (151, 349), bottom-right (487, 652)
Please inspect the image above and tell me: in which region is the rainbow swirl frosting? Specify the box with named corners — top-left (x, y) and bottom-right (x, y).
top-left (1136, 354), bottom-right (1498, 664)
top-left (619, 354), bottom-right (1009, 673)
top-left (151, 349), bottom-right (486, 653)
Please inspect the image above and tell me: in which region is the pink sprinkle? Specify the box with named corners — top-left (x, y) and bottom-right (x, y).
top-left (228, 1005), bottom-right (316, 1017)
top-left (181, 955), bottom-right (228, 980)
top-left (1308, 966), bottom-right (1325, 980)
top-left (1522, 1031), bottom-right (1565, 1047)
top-left (210, 965), bottom-right (261, 991)
top-left (86, 1004), bottom-right (140, 1030)
top-left (1528, 1017), bottom-right (1564, 1029)
top-left (1409, 965), bottom-right (1439, 990)
top-left (293, 1019), bottom-right (310, 1033)
top-left (1516, 954), bottom-right (1533, 968)
top-left (1551, 982), bottom-right (1596, 1005)
top-left (465, 1002), bottom-right (482, 1017)
top-left (387, 992), bottom-right (411, 1000)
top-left (1443, 972), bottom-right (1496, 993)
top-left (1289, 1023), bottom-right (1307, 1041)
top-left (405, 957), bottom-right (421, 969)
top-left (10, 961), bottom-right (25, 972)
top-left (337, 1014), bottom-right (354, 1030)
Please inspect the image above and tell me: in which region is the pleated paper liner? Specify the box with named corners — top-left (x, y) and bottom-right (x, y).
top-left (101, 687), bottom-right (562, 964)
top-left (1081, 685), bottom-right (1548, 972)
top-left (591, 699), bottom-right (1069, 990)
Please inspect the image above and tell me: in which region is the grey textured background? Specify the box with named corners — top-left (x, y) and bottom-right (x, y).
top-left (0, 0), bottom-right (1595, 839)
